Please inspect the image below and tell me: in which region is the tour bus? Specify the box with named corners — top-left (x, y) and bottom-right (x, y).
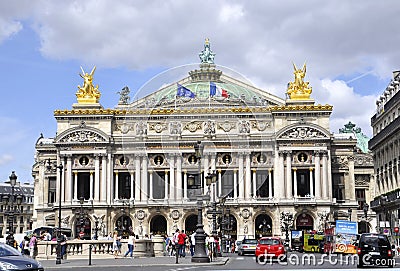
top-left (303, 233), bottom-right (325, 252)
top-left (33, 226), bottom-right (73, 240)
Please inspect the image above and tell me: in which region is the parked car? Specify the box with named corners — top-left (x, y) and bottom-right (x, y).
top-left (237, 238), bottom-right (258, 256)
top-left (234, 240), bottom-right (242, 253)
top-left (0, 243), bottom-right (44, 271)
top-left (255, 237), bottom-right (287, 263)
top-left (357, 233), bottom-right (394, 268)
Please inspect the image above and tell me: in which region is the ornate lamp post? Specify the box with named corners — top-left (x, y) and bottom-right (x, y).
top-left (192, 141), bottom-right (210, 263)
top-left (363, 203), bottom-right (369, 220)
top-left (280, 211), bottom-right (294, 248)
top-left (46, 159), bottom-right (63, 264)
top-left (3, 171), bottom-right (23, 248)
top-left (56, 164), bottom-right (63, 264)
top-left (348, 208), bottom-right (352, 221)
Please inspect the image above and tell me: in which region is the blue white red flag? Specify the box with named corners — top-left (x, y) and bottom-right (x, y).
top-left (210, 82), bottom-right (229, 98)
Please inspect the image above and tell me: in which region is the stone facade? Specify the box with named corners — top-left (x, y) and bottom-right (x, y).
top-left (32, 43), bottom-right (375, 241)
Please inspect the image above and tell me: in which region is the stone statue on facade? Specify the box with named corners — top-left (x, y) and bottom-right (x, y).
top-left (199, 38), bottom-right (216, 64)
top-left (287, 63), bottom-right (312, 100)
top-left (117, 86), bottom-right (130, 104)
top-left (76, 66), bottom-right (101, 103)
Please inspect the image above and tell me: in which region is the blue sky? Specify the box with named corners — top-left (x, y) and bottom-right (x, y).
top-left (0, 1), bottom-right (398, 183)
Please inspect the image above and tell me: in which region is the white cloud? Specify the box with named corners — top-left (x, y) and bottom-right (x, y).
top-left (0, 18), bottom-right (22, 42)
top-left (219, 4), bottom-right (244, 23)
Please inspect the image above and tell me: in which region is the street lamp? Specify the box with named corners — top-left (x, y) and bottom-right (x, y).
top-left (348, 208), bottom-right (352, 221)
top-left (206, 172), bottom-right (222, 257)
top-left (280, 211), bottom-right (294, 248)
top-left (56, 164), bottom-right (63, 264)
top-left (363, 203), bottom-right (369, 220)
top-left (46, 159), bottom-right (63, 264)
top-left (3, 171), bottom-right (23, 248)
top-left (192, 141), bottom-right (210, 263)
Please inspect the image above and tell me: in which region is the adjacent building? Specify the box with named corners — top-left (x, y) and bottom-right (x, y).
top-left (32, 40), bottom-right (374, 240)
top-left (369, 70), bottom-right (400, 237)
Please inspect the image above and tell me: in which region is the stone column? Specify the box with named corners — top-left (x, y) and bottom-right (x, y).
top-left (233, 169), bottom-right (238, 198)
top-left (73, 171), bottom-right (78, 201)
top-left (293, 168), bottom-right (297, 198)
top-left (89, 171), bottom-right (94, 200)
top-left (203, 154), bottom-right (210, 195)
top-left (141, 155), bottom-right (148, 201)
top-left (183, 170), bottom-right (188, 200)
top-left (114, 171), bottom-right (119, 200)
top-left (326, 151), bottom-right (332, 200)
top-left (245, 153), bottom-right (251, 200)
top-left (66, 155), bottom-right (72, 203)
top-left (149, 171), bottom-right (153, 200)
top-left (286, 151), bottom-right (292, 199)
top-left (321, 151), bottom-right (328, 199)
top-left (238, 154), bottom-right (244, 200)
top-left (268, 169), bottom-right (273, 198)
top-left (218, 169), bottom-right (222, 197)
top-left (135, 155), bottom-right (141, 202)
top-left (314, 151), bottom-right (321, 200)
top-left (94, 155), bottom-right (100, 202)
top-left (274, 150), bottom-right (285, 200)
top-left (348, 156), bottom-right (356, 201)
top-left (101, 155), bottom-right (107, 202)
top-left (169, 155), bottom-right (175, 201)
top-left (59, 156), bottom-right (65, 203)
top-left (164, 170), bottom-right (169, 200)
top-left (252, 169), bottom-right (257, 198)
top-left (176, 156), bottom-right (182, 201)
top-left (309, 167), bottom-right (314, 197)
top-left (130, 172), bottom-right (134, 201)
top-left (107, 153), bottom-right (113, 204)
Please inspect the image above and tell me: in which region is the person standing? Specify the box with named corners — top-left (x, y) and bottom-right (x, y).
top-left (177, 230), bottom-right (187, 257)
top-left (29, 233), bottom-right (38, 259)
top-left (190, 233), bottom-right (196, 256)
top-left (124, 232), bottom-right (135, 258)
top-left (112, 231), bottom-right (120, 258)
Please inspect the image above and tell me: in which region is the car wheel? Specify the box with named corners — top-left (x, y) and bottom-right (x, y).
top-left (238, 251), bottom-right (242, 256)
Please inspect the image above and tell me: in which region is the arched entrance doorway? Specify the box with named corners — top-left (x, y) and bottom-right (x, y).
top-left (358, 221), bottom-right (369, 234)
top-left (150, 215), bottom-right (167, 236)
top-left (255, 214), bottom-right (272, 238)
top-left (115, 215), bottom-right (133, 239)
top-left (223, 214), bottom-right (237, 240)
top-left (296, 213), bottom-right (314, 231)
top-left (185, 214), bottom-right (197, 236)
top-left (75, 216), bottom-right (91, 240)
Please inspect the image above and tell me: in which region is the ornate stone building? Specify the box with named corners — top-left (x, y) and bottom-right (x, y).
top-left (369, 70), bottom-right (400, 237)
top-left (32, 40), bottom-right (374, 240)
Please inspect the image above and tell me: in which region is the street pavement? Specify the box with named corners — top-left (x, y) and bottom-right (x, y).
top-left (39, 254), bottom-right (229, 269)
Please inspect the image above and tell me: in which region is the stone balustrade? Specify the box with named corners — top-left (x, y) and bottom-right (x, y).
top-left (36, 235), bottom-right (165, 259)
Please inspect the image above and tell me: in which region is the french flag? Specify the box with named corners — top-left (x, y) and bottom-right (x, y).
top-left (210, 82), bottom-right (229, 98)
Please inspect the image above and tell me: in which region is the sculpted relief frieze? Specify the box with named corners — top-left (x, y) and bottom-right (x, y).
top-left (217, 121), bottom-right (235, 132)
top-left (280, 126), bottom-right (327, 139)
top-left (114, 122), bottom-right (134, 134)
top-left (250, 121), bottom-right (270, 131)
top-left (149, 122), bottom-right (167, 133)
top-left (59, 130), bottom-right (105, 143)
top-left (183, 121), bottom-right (202, 133)
top-left (332, 156), bottom-right (348, 169)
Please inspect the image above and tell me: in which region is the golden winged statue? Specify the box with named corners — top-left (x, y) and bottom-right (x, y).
top-left (76, 66), bottom-right (101, 104)
top-left (287, 62), bottom-right (312, 100)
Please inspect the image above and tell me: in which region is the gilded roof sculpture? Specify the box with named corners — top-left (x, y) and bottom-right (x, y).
top-left (287, 63), bottom-right (312, 100)
top-left (76, 66), bottom-right (101, 104)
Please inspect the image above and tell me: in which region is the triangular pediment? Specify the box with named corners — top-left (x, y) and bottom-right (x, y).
top-left (55, 122), bottom-right (110, 144)
top-left (277, 123), bottom-right (331, 141)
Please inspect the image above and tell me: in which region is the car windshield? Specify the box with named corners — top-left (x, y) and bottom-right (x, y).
top-left (0, 245), bottom-right (21, 257)
top-left (242, 239), bottom-right (258, 244)
top-left (260, 239), bottom-right (280, 245)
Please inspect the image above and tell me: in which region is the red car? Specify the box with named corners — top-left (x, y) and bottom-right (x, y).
top-left (255, 237), bottom-right (287, 263)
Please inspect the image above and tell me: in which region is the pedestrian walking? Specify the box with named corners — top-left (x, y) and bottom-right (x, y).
top-left (113, 231), bottom-right (121, 258)
top-left (190, 233), bottom-right (196, 256)
top-left (29, 233), bottom-right (38, 259)
top-left (177, 229), bottom-right (187, 257)
top-left (124, 232), bottom-right (135, 258)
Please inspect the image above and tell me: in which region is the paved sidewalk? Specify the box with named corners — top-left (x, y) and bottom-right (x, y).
top-left (39, 255), bottom-right (229, 269)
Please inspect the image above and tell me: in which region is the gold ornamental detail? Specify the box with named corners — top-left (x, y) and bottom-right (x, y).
top-left (76, 66), bottom-right (101, 104)
top-left (287, 63), bottom-right (312, 100)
